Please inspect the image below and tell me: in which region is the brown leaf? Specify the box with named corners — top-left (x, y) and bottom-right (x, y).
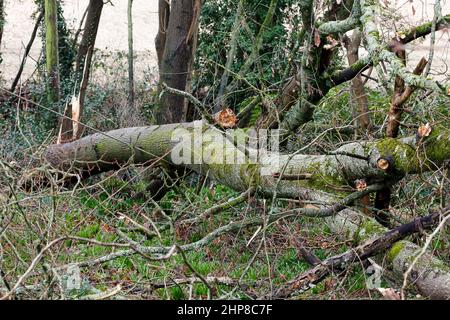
top-left (213, 108), bottom-right (238, 128)
top-left (101, 223), bottom-right (113, 233)
top-left (417, 123), bottom-right (432, 138)
top-left (411, 5), bottom-right (416, 16)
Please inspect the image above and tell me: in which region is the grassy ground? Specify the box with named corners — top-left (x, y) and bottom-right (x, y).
top-left (0, 169), bottom-right (384, 299)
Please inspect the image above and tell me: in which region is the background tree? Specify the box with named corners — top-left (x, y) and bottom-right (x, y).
top-left (61, 0), bottom-right (104, 141)
top-left (0, 0), bottom-right (4, 64)
top-left (74, 0), bottom-right (103, 78)
top-left (155, 0), bottom-right (202, 124)
top-left (127, 0), bottom-right (134, 109)
top-left (343, 29), bottom-right (371, 134)
top-left (44, 0), bottom-right (60, 124)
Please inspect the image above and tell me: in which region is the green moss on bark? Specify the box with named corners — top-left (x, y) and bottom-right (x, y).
top-left (375, 138), bottom-right (418, 174)
top-left (387, 240), bottom-right (406, 262)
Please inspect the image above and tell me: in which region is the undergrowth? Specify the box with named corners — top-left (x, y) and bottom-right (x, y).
top-left (1, 65), bottom-right (448, 299)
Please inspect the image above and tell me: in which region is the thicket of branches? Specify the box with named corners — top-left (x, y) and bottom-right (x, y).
top-left (0, 0), bottom-right (449, 300)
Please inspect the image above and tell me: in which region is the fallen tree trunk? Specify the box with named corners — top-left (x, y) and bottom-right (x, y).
top-left (269, 206), bottom-right (450, 299)
top-left (326, 208), bottom-right (450, 299)
top-left (45, 121), bottom-right (449, 199)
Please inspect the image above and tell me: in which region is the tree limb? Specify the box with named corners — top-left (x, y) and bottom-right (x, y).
top-left (268, 206), bottom-right (449, 299)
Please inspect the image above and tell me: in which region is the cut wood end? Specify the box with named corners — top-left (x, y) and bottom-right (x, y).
top-left (417, 123), bottom-right (432, 138)
top-left (396, 32), bottom-right (406, 39)
top-left (377, 158), bottom-right (390, 170)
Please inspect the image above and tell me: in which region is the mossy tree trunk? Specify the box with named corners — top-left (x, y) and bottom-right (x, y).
top-left (127, 0), bottom-right (135, 109)
top-left (45, 121), bottom-right (449, 198)
top-left (327, 209), bottom-right (450, 299)
top-left (44, 0), bottom-right (60, 125)
top-left (0, 0), bottom-right (4, 60)
top-left (40, 0), bottom-right (450, 299)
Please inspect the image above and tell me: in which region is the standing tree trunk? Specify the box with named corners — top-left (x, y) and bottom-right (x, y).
top-left (214, 0), bottom-right (244, 113)
top-left (183, 0), bottom-right (201, 121)
top-left (155, 0), bottom-right (201, 124)
top-left (376, 46), bottom-right (428, 226)
top-left (0, 0), bottom-right (4, 58)
top-left (59, 0), bottom-right (103, 142)
top-left (343, 29), bottom-right (371, 134)
top-left (75, 0), bottom-right (103, 76)
top-left (155, 0), bottom-right (170, 70)
top-left (44, 0), bottom-right (60, 125)
top-left (127, 0), bottom-right (135, 109)
top-left (10, 13), bottom-right (43, 93)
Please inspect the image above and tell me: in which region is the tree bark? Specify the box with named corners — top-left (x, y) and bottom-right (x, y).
top-left (44, 0), bottom-right (60, 112)
top-left (44, 121), bottom-right (450, 199)
top-left (127, 0), bottom-right (135, 109)
top-left (377, 53), bottom-right (428, 226)
top-left (59, 0), bottom-right (102, 142)
top-left (329, 13), bottom-right (450, 90)
top-left (270, 206), bottom-right (449, 299)
top-left (386, 56), bottom-right (428, 138)
top-left (156, 0), bottom-right (201, 124)
top-left (326, 208), bottom-right (450, 299)
top-left (344, 30), bottom-right (371, 133)
top-left (360, 0), bottom-right (444, 94)
top-left (0, 0), bottom-right (4, 57)
top-left (10, 12), bottom-right (43, 93)
top-left (75, 0), bottom-right (103, 76)
top-left (183, 0), bottom-right (201, 121)
top-left (155, 0), bottom-right (170, 70)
